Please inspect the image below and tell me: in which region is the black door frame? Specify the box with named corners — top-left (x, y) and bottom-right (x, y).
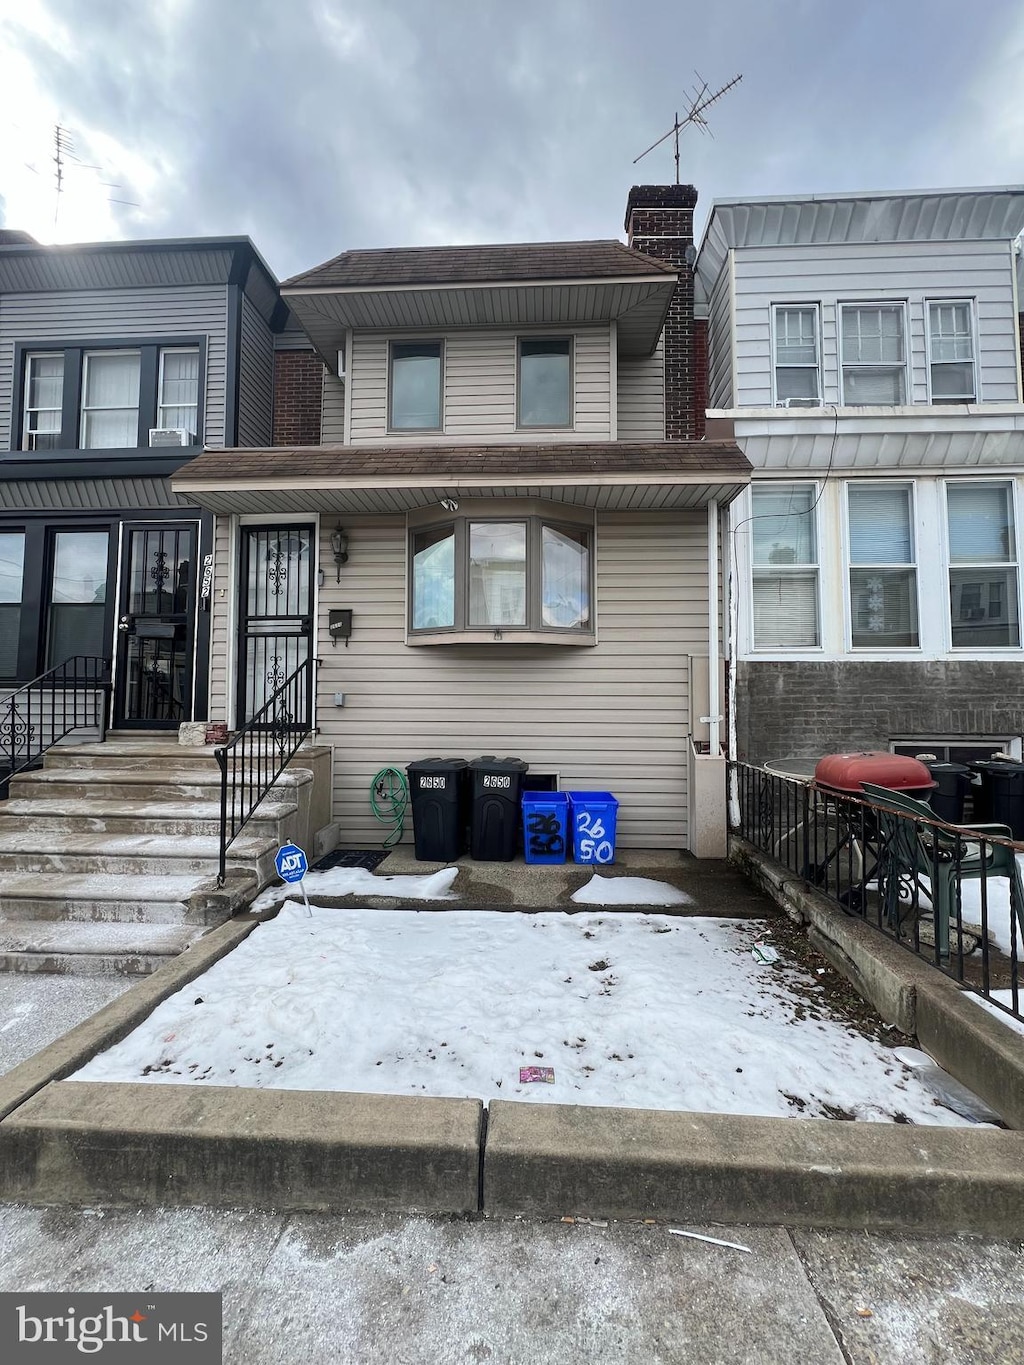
top-left (235, 522), bottom-right (316, 726)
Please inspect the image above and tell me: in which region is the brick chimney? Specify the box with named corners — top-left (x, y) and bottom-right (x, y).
top-left (625, 184), bottom-right (702, 439)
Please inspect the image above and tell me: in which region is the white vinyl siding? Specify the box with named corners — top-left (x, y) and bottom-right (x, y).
top-left (321, 369), bottom-right (346, 442)
top-left (617, 337), bottom-right (665, 439)
top-left (0, 285), bottom-right (229, 450)
top-left (726, 241), bottom-right (1020, 407)
top-left (347, 326), bottom-right (613, 443)
top-left (311, 511), bottom-right (706, 848)
top-left (207, 514), bottom-right (234, 722)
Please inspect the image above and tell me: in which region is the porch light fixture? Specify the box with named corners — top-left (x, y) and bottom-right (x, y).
top-left (330, 524), bottom-right (349, 582)
top-left (440, 498), bottom-right (459, 512)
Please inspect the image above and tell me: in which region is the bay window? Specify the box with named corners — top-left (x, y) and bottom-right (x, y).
top-left (946, 482), bottom-right (1019, 647)
top-left (847, 484), bottom-right (919, 647)
top-left (751, 485), bottom-right (820, 648)
top-left (840, 304), bottom-right (907, 405)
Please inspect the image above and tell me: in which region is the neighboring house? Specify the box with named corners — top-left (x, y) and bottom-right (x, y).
top-left (694, 187), bottom-right (1024, 768)
top-left (0, 234), bottom-right (284, 728)
top-left (173, 186), bottom-right (750, 854)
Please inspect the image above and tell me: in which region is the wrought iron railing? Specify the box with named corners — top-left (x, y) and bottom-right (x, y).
top-left (730, 761), bottom-right (1023, 1023)
top-left (0, 655), bottom-right (111, 796)
top-left (214, 659), bottom-right (314, 885)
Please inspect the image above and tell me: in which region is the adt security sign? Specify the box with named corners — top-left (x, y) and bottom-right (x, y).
top-left (275, 843), bottom-right (312, 916)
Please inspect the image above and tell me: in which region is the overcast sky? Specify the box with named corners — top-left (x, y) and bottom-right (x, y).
top-left (1, 0), bottom-right (1023, 280)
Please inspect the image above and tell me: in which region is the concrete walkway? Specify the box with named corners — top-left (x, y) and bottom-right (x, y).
top-left (1, 1204), bottom-right (1021, 1364)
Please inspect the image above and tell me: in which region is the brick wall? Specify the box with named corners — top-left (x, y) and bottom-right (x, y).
top-left (625, 184), bottom-right (699, 440)
top-left (735, 660), bottom-right (1024, 764)
top-left (273, 349), bottom-right (323, 446)
top-left (693, 317), bottom-right (708, 440)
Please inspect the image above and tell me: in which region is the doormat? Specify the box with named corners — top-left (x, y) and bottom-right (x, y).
top-left (311, 848), bottom-right (390, 873)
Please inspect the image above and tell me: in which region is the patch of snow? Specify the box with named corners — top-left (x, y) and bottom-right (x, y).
top-left (72, 908), bottom-right (971, 1125)
top-left (966, 991), bottom-right (1024, 1037)
top-left (250, 866), bottom-right (459, 912)
top-left (570, 875), bottom-right (692, 907)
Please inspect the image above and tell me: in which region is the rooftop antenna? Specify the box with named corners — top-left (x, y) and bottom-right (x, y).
top-left (634, 72), bottom-right (742, 183)
top-left (51, 122), bottom-right (141, 228)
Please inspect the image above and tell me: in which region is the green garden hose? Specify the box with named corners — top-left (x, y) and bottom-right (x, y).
top-left (371, 767), bottom-right (409, 847)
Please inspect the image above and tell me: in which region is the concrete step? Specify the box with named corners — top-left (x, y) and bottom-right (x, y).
top-left (42, 741), bottom-right (320, 771)
top-left (0, 796), bottom-right (299, 838)
top-left (9, 767), bottom-right (313, 804)
top-left (0, 870), bottom-right (257, 925)
top-left (0, 919), bottom-right (206, 975)
top-left (0, 829), bottom-right (278, 878)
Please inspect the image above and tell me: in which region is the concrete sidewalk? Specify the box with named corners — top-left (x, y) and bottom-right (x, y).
top-left (1, 1204), bottom-right (1021, 1364)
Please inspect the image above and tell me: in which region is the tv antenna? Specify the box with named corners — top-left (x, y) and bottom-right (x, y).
top-left (634, 72), bottom-right (742, 183)
top-left (51, 122), bottom-right (140, 229)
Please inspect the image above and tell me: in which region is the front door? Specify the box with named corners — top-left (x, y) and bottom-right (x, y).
top-left (114, 522), bottom-right (197, 728)
top-left (237, 524), bottom-right (315, 723)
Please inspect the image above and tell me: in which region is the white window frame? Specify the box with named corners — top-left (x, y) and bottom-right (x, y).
top-left (771, 304), bottom-right (821, 406)
top-left (926, 299), bottom-right (978, 404)
top-left (748, 482), bottom-right (822, 651)
top-left (22, 352), bottom-right (65, 451)
top-left (157, 346), bottom-right (200, 436)
top-left (943, 478), bottom-right (1021, 651)
top-left (844, 480), bottom-right (921, 652)
top-left (839, 302), bottom-right (909, 406)
top-left (79, 348), bottom-right (141, 449)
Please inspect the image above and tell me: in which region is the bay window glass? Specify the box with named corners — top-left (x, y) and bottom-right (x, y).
top-left (841, 305), bottom-right (906, 405)
top-left (0, 531), bottom-right (25, 676)
top-left (81, 351), bottom-right (141, 448)
top-left (848, 485), bottom-right (919, 647)
top-left (542, 525), bottom-right (590, 628)
top-left (22, 355), bottom-right (64, 451)
top-left (46, 530), bottom-right (109, 666)
top-left (946, 483), bottom-right (1019, 647)
top-left (518, 338), bottom-right (572, 427)
top-left (469, 522), bottom-right (527, 626)
top-left (411, 526), bottom-right (456, 629)
top-left (928, 302), bottom-right (976, 402)
top-left (158, 347), bottom-right (200, 434)
top-left (773, 306), bottom-right (820, 402)
top-left (751, 485), bottom-right (819, 647)
top-left (390, 342), bottom-right (442, 430)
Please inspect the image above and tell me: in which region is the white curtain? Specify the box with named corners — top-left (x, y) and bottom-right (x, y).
top-left (159, 349), bottom-right (199, 433)
top-left (82, 353), bottom-right (140, 448)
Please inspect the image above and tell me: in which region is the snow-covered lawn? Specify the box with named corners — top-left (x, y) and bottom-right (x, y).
top-left (73, 904), bottom-right (980, 1126)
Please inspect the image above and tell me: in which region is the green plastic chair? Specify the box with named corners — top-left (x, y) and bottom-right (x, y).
top-left (860, 782), bottom-right (1024, 961)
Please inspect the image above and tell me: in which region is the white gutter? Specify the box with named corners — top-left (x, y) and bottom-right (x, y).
top-left (705, 499), bottom-right (722, 755)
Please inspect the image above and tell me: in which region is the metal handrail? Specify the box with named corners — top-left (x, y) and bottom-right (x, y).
top-left (214, 659), bottom-right (314, 885)
top-left (0, 655), bottom-right (111, 795)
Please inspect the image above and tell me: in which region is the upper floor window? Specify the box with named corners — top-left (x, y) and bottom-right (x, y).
top-left (158, 348), bottom-right (200, 436)
top-left (517, 337), bottom-right (572, 428)
top-left (928, 301), bottom-right (976, 404)
top-left (81, 350), bottom-right (141, 448)
top-left (847, 483), bottom-right (919, 647)
top-left (946, 482), bottom-right (1019, 647)
top-left (751, 484), bottom-right (820, 648)
top-left (22, 355), bottom-right (65, 451)
top-left (772, 306), bottom-right (820, 405)
top-left (389, 341), bottom-right (442, 430)
top-left (840, 304), bottom-right (906, 405)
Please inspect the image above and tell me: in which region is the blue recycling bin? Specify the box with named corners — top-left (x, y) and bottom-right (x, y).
top-left (567, 791), bottom-right (619, 865)
top-left (522, 792), bottom-right (569, 865)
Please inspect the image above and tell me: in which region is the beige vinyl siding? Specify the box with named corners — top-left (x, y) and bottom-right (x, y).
top-left (617, 336), bottom-right (665, 439)
top-left (347, 326), bottom-right (613, 443)
top-left (321, 370), bottom-right (346, 442)
top-left (207, 514), bottom-right (233, 721)
top-left (312, 510), bottom-right (706, 849)
top-left (0, 285), bottom-right (229, 451)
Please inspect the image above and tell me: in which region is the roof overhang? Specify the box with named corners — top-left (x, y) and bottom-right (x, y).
top-left (281, 275), bottom-right (676, 368)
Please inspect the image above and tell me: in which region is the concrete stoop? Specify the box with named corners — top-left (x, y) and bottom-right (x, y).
top-left (0, 735), bottom-right (320, 975)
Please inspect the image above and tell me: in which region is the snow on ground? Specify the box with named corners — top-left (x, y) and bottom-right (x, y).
top-left (250, 867), bottom-right (459, 913)
top-left (570, 875), bottom-right (692, 906)
top-left (951, 857), bottom-right (1024, 958)
top-left (73, 907), bottom-right (974, 1125)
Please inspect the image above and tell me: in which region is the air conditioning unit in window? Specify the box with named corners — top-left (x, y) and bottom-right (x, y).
top-left (776, 398), bottom-right (822, 409)
top-left (149, 428), bottom-right (193, 447)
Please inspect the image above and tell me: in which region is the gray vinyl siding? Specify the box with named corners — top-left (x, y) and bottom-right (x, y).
top-left (322, 371), bottom-right (346, 442)
top-left (617, 336), bottom-right (665, 439)
top-left (707, 255), bottom-right (734, 408)
top-left (237, 293), bottom-right (274, 447)
top-left (731, 240), bottom-right (1020, 407)
top-left (348, 326), bottom-right (613, 443)
top-left (311, 510), bottom-right (706, 848)
top-left (0, 285), bottom-right (230, 451)
top-left (207, 514), bottom-right (233, 722)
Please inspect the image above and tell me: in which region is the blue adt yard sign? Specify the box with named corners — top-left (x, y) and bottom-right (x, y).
top-left (275, 843), bottom-right (312, 916)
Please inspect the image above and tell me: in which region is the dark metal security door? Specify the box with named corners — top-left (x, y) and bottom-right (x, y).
top-left (114, 522), bottom-right (197, 728)
top-left (238, 525), bottom-right (314, 723)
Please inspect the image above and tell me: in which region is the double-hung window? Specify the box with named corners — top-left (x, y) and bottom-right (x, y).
top-left (22, 355), bottom-right (64, 451)
top-left (928, 301), bottom-right (976, 403)
top-left (517, 337), bottom-right (572, 428)
top-left (772, 306), bottom-right (820, 404)
top-left (81, 350), bottom-right (141, 448)
top-left (840, 304), bottom-right (907, 405)
top-left (847, 484), bottom-right (919, 648)
top-left (158, 348), bottom-right (200, 436)
top-left (389, 341), bottom-right (442, 431)
top-left (751, 485), bottom-right (820, 647)
top-left (946, 483), bottom-right (1019, 647)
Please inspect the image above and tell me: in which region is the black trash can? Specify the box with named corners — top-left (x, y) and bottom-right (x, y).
top-left (920, 761), bottom-right (970, 824)
top-left (968, 758), bottom-right (1017, 825)
top-left (980, 759), bottom-right (1024, 840)
top-left (468, 756), bottom-right (529, 861)
top-left (406, 757), bottom-right (468, 861)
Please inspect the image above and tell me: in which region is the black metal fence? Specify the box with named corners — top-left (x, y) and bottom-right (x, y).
top-left (0, 655), bottom-right (111, 796)
top-left (214, 658), bottom-right (314, 885)
top-left (730, 761), bottom-right (1023, 1023)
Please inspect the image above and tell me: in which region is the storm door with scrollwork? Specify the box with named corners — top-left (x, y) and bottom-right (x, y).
top-left (114, 523), bottom-right (197, 727)
top-left (238, 526), bottom-right (314, 723)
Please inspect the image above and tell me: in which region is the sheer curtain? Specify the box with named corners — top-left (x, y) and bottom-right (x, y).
top-left (82, 352), bottom-right (140, 448)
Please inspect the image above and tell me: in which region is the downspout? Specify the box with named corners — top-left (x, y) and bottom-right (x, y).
top-left (727, 500), bottom-right (740, 828)
top-left (706, 498), bottom-right (721, 755)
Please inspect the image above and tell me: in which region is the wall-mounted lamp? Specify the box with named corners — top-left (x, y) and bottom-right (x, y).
top-left (440, 497), bottom-right (459, 512)
top-left (330, 524), bottom-right (349, 582)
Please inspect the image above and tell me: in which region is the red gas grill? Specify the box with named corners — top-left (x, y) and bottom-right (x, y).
top-left (814, 751), bottom-right (936, 799)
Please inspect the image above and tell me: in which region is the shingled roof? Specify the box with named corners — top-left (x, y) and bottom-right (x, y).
top-left (0, 228), bottom-right (37, 246)
top-left (283, 240), bottom-right (676, 291)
